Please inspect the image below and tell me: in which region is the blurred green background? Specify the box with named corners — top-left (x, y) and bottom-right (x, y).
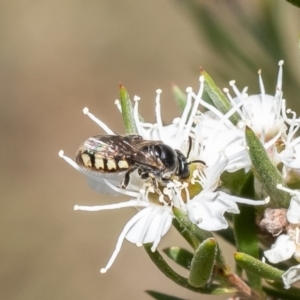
top-left (1, 1), bottom-right (300, 299)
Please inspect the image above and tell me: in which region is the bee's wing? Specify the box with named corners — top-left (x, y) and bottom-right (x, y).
top-left (77, 135), bottom-right (163, 170)
top-left (122, 135), bottom-right (163, 168)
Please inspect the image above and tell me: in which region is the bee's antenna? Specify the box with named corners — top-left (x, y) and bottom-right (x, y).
top-left (188, 160), bottom-right (206, 166)
top-left (186, 136), bottom-right (192, 159)
top-left (186, 136), bottom-right (206, 166)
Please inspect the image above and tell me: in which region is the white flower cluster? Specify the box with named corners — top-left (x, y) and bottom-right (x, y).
top-left (60, 61), bottom-right (300, 284)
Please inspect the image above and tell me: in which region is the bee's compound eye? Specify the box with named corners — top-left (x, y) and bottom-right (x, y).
top-left (154, 145), bottom-right (177, 170)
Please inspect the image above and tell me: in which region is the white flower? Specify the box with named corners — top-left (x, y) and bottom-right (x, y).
top-left (73, 181), bottom-right (178, 273)
top-left (278, 108), bottom-right (300, 183)
top-left (282, 265), bottom-right (300, 289)
top-left (132, 76), bottom-right (205, 152)
top-left (59, 77), bottom-right (267, 272)
top-left (192, 118), bottom-right (251, 173)
top-left (187, 84), bottom-right (253, 173)
top-left (264, 185), bottom-right (300, 288)
top-left (186, 154), bottom-right (268, 231)
top-left (58, 80), bottom-right (207, 272)
top-left (264, 234), bottom-right (296, 264)
top-left (225, 61), bottom-right (286, 146)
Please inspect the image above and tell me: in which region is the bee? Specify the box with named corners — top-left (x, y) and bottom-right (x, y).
top-left (76, 134), bottom-right (204, 189)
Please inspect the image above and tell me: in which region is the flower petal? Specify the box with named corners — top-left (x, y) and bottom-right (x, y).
top-left (282, 265), bottom-right (300, 289)
top-left (287, 195), bottom-right (300, 224)
top-left (125, 206), bottom-right (173, 246)
top-left (264, 234), bottom-right (296, 264)
top-left (186, 191), bottom-right (240, 231)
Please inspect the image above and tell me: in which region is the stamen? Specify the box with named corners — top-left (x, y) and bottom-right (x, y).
top-left (74, 200), bottom-right (149, 212)
top-left (163, 187), bottom-right (173, 201)
top-left (58, 150), bottom-right (81, 172)
top-left (273, 61), bottom-right (284, 119)
top-left (258, 70), bottom-right (267, 116)
top-left (155, 89), bottom-right (164, 141)
top-left (229, 80), bottom-right (252, 121)
top-left (258, 69), bottom-right (266, 96)
top-left (282, 101), bottom-right (300, 128)
top-left (277, 60), bottom-right (284, 91)
top-left (241, 86), bottom-right (248, 95)
top-left (231, 195), bottom-right (270, 205)
top-left (172, 117), bottom-right (181, 124)
top-left (190, 88), bottom-right (234, 134)
top-left (114, 99), bottom-right (122, 113)
top-left (273, 88), bottom-right (282, 121)
top-left (178, 89), bottom-right (192, 138)
top-left (277, 184), bottom-right (300, 196)
top-left (183, 76), bottom-right (205, 141)
top-left (83, 107), bottom-right (114, 134)
top-left (133, 96), bottom-right (143, 136)
top-left (223, 87), bottom-right (244, 118)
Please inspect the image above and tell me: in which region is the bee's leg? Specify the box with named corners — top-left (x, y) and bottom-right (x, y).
top-left (121, 166), bottom-right (137, 188)
top-left (148, 174), bottom-right (159, 190)
top-left (147, 174), bottom-right (171, 203)
top-left (160, 177), bottom-right (171, 184)
top-left (138, 170), bottom-right (150, 180)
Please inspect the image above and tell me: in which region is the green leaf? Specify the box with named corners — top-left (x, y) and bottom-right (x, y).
top-left (264, 281), bottom-right (300, 300)
top-left (234, 205), bottom-right (261, 290)
top-left (177, 1), bottom-right (258, 71)
top-left (245, 126), bottom-right (290, 208)
top-left (200, 67), bottom-right (239, 125)
top-left (188, 238), bottom-right (217, 288)
top-left (234, 252), bottom-right (284, 281)
top-left (143, 244), bottom-right (236, 295)
top-left (286, 0), bottom-right (300, 9)
top-left (233, 171), bottom-right (261, 290)
top-left (172, 85), bottom-right (187, 112)
top-left (163, 247), bottom-right (193, 270)
top-left (119, 84), bottom-right (137, 134)
top-left (172, 218), bottom-right (200, 251)
top-left (221, 169), bottom-right (253, 196)
top-left (146, 290), bottom-right (187, 300)
top-left (176, 0), bottom-right (300, 112)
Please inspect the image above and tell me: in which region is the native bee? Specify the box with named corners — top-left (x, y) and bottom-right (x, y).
top-left (76, 134), bottom-right (204, 189)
